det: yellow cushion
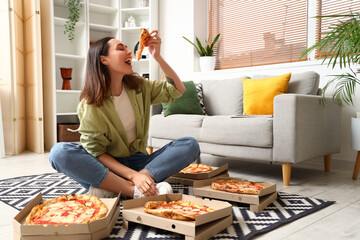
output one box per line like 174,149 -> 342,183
242,73 -> 291,115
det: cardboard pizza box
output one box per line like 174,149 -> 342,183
171,163 -> 228,180
13,193 -> 121,240
122,193 -> 232,239
166,172 -> 230,187
193,177 -> 277,207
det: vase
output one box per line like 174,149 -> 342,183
60,68 -> 72,90
199,56 -> 216,72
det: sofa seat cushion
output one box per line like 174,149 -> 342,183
198,115 -> 273,147
150,114 -> 206,140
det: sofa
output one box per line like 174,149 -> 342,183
148,71 -> 342,185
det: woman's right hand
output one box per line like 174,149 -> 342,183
132,172 -> 158,196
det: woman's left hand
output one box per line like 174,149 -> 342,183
146,30 -> 161,60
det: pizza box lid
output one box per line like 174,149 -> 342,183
166,172 -> 229,187
171,163 -> 228,179
13,192 -> 121,238
193,177 -> 276,205
122,193 -> 232,237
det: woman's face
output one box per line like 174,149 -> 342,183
102,38 -> 133,75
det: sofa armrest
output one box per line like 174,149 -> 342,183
273,94 -> 341,163
151,104 -> 163,116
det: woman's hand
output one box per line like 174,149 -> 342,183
146,30 -> 161,60
131,172 -> 158,196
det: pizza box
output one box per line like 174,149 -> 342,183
122,193 -> 232,239
193,177 -> 277,208
166,173 -> 230,187
171,163 -> 228,180
13,193 -> 121,240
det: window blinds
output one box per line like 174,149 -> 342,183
208,0 -> 308,70
316,0 -> 360,58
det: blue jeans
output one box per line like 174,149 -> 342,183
49,137 -> 200,190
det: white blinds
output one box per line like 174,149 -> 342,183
209,0 -> 308,69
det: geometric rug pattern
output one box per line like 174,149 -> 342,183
0,173 -> 335,240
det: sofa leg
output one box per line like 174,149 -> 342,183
324,154 -> 332,172
282,163 -> 292,186
147,147 -> 153,154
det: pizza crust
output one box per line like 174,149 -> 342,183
144,200 -> 214,221
211,180 -> 265,195
26,194 -> 108,225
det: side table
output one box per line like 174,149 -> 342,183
351,117 -> 360,179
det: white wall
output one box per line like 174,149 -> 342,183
158,1 -> 359,162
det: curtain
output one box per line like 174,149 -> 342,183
0,0 -> 44,155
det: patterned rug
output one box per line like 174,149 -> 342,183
0,173 -> 335,240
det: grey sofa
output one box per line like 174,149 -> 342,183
148,71 -> 342,185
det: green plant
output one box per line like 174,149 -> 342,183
300,13 -> 360,106
64,0 -> 82,42
183,34 -> 220,56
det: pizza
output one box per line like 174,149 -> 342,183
179,164 -> 212,174
26,194 -> 108,225
144,200 -> 214,221
136,28 -> 151,60
211,179 -> 266,195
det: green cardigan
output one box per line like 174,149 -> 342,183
77,80 -> 182,157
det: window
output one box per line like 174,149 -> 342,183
315,0 -> 360,58
209,0 -> 308,70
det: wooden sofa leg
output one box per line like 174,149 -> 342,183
282,163 -> 292,186
353,151 -> 360,180
147,147 -> 153,154
324,154 -> 332,172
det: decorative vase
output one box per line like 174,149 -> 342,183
60,68 -> 72,90
199,56 -> 216,72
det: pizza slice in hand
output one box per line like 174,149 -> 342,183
136,28 -> 151,60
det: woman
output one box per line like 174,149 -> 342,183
49,30 -> 200,198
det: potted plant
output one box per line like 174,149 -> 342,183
64,0 -> 82,42
183,34 -> 220,72
300,13 -> 360,179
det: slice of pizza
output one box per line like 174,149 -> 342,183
144,200 -> 214,221
211,179 -> 266,195
179,164 -> 212,174
136,28 -> 151,61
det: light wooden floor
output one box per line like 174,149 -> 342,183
0,151 -> 359,240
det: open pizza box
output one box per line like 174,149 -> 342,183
13,193 -> 121,240
193,177 -> 277,212
166,164 -> 229,187
122,193 -> 233,240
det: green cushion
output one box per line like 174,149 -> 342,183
162,81 -> 204,117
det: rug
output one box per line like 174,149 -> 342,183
0,173 -> 335,240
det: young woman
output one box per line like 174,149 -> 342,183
49,30 -> 200,198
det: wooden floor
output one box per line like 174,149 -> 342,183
1,151 -> 359,240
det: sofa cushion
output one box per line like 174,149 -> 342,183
242,73 -> 291,115
201,77 -> 249,115
253,71 -> 320,95
150,114 -> 206,140
198,115 -> 273,147
161,81 -> 204,117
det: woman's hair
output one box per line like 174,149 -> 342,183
80,37 -> 143,106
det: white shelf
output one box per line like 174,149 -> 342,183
54,17 -> 85,27
56,112 -> 78,116
54,0 -> 85,8
55,53 -> 86,60
89,23 -> 118,32
56,90 -> 81,94
89,3 -> 118,14
121,7 -> 149,15
121,27 -> 149,31
132,58 -> 150,63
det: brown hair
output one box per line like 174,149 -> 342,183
80,37 -> 143,106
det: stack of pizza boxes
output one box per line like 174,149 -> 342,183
13,193 -> 121,240
166,163 -> 230,187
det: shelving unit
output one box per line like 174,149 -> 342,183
42,0 -> 158,147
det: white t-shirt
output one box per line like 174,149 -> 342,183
112,87 -> 137,145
